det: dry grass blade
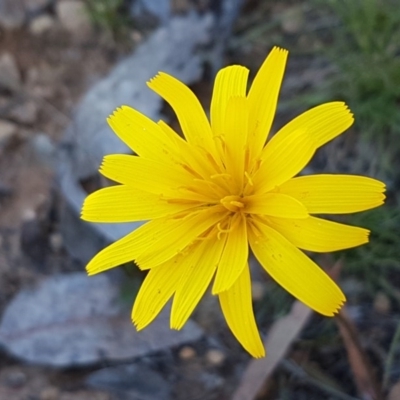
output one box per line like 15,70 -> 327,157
232,300 -> 312,400
335,307 -> 382,400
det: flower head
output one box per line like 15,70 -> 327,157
81,47 -> 385,357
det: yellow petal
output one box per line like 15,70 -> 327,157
147,72 -> 217,156
266,216 -> 370,252
210,65 -> 249,137
248,220 -> 345,316
278,175 -> 386,214
85,219 -> 168,275
247,47 -> 288,161
271,102 -> 354,150
132,255 -> 188,330
212,213 -> 248,294
157,120 -> 217,180
107,106 -> 175,161
219,266 -> 265,358
252,127 -> 316,194
171,234 -> 226,329
81,185 -> 197,222
224,96 -> 248,190
135,207 -> 227,269
100,154 -> 195,195
245,193 -> 308,218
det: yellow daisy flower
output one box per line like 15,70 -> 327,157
81,46 -> 385,358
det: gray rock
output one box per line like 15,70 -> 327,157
56,0 -> 92,38
0,119 -> 18,145
63,13 -> 212,182
86,364 -> 171,400
59,194 -> 115,263
29,14 -> 55,35
0,53 -> 21,92
0,272 -> 203,367
57,13 -> 213,262
57,1 -> 244,264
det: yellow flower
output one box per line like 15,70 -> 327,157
81,47 -> 385,358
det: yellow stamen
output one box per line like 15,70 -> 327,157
217,222 -> 231,240
221,195 -> 245,212
211,173 -> 231,180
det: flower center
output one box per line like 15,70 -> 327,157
220,195 -> 244,212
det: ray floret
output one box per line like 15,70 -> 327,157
81,46 -> 386,358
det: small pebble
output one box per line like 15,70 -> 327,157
56,0 -> 92,38
205,349 -> 225,366
279,5 -> 305,34
374,292 -> 391,315
49,232 -> 63,252
0,120 -> 18,146
0,53 -> 21,91
29,14 -> 55,35
4,369 -> 27,388
179,345 -> 196,360
22,208 -> 37,221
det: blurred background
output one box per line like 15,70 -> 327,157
0,0 -> 399,399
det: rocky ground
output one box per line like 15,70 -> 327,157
0,1 -> 399,399
0,1 -> 259,399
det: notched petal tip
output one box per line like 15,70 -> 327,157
364,229 -> 371,243
86,258 -> 101,276
108,106 -> 122,118
133,322 -> 146,332
98,160 -> 107,174
330,299 -> 346,317
319,293 -> 346,317
107,105 -> 137,123
170,322 -> 184,331
272,45 -> 289,55
80,200 -> 90,221
146,71 -> 165,87
254,350 -> 266,359
132,307 -> 154,331
134,260 -> 148,271
212,282 -> 232,295
85,266 -> 98,277
80,195 -> 104,222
